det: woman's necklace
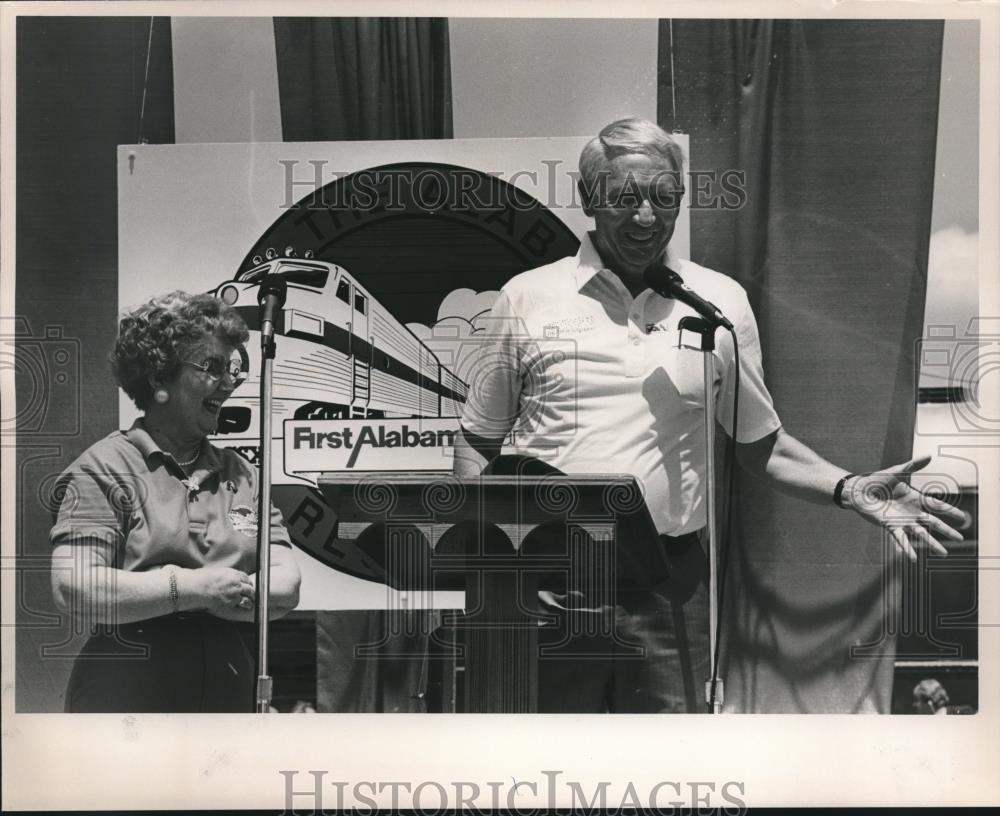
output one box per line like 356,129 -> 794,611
175,449 -> 200,467
176,448 -> 202,492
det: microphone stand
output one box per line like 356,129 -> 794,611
678,315 -> 724,713
254,274 -> 287,713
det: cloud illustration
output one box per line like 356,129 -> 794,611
437,288 -> 499,323
404,289 -> 502,381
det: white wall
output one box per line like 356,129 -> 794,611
449,18 -> 659,138
171,17 -> 283,143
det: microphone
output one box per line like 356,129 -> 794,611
258,274 -> 288,351
643,263 -> 733,330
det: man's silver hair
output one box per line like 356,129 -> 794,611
578,117 -> 685,196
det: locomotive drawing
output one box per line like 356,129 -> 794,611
210,250 -> 468,436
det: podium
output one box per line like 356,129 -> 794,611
317,472 -> 666,712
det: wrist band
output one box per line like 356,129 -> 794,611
834,474 -> 856,508
168,570 -> 179,612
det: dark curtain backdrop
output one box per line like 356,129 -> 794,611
660,20 -> 943,711
16,17 -> 175,711
273,17 -> 455,712
274,17 -> 453,141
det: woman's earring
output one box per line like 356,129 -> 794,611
153,388 -> 170,404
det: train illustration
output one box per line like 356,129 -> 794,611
209,249 -> 468,436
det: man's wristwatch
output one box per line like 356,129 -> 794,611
834,473 -> 858,508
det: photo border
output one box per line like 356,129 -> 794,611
2,0 -> 997,810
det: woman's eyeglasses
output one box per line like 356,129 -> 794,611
180,356 -> 246,384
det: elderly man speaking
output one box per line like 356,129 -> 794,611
453,117 -> 963,713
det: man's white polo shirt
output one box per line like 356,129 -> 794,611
460,233 -> 782,536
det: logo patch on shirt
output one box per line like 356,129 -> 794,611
646,323 -> 669,333
229,505 -> 258,537
542,315 -> 595,338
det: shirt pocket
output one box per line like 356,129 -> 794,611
648,335 -> 710,409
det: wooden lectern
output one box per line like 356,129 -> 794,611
317,472 -> 665,712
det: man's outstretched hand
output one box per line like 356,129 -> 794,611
842,456 -> 966,561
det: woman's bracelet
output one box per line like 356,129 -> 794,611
167,569 -> 179,612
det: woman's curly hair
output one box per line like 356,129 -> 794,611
111,291 -> 250,409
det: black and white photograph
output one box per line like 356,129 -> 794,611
2,0 -> 998,810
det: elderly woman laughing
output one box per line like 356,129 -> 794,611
50,291 -> 301,712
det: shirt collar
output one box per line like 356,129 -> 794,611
572,232 -> 681,291
125,418 -> 222,474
